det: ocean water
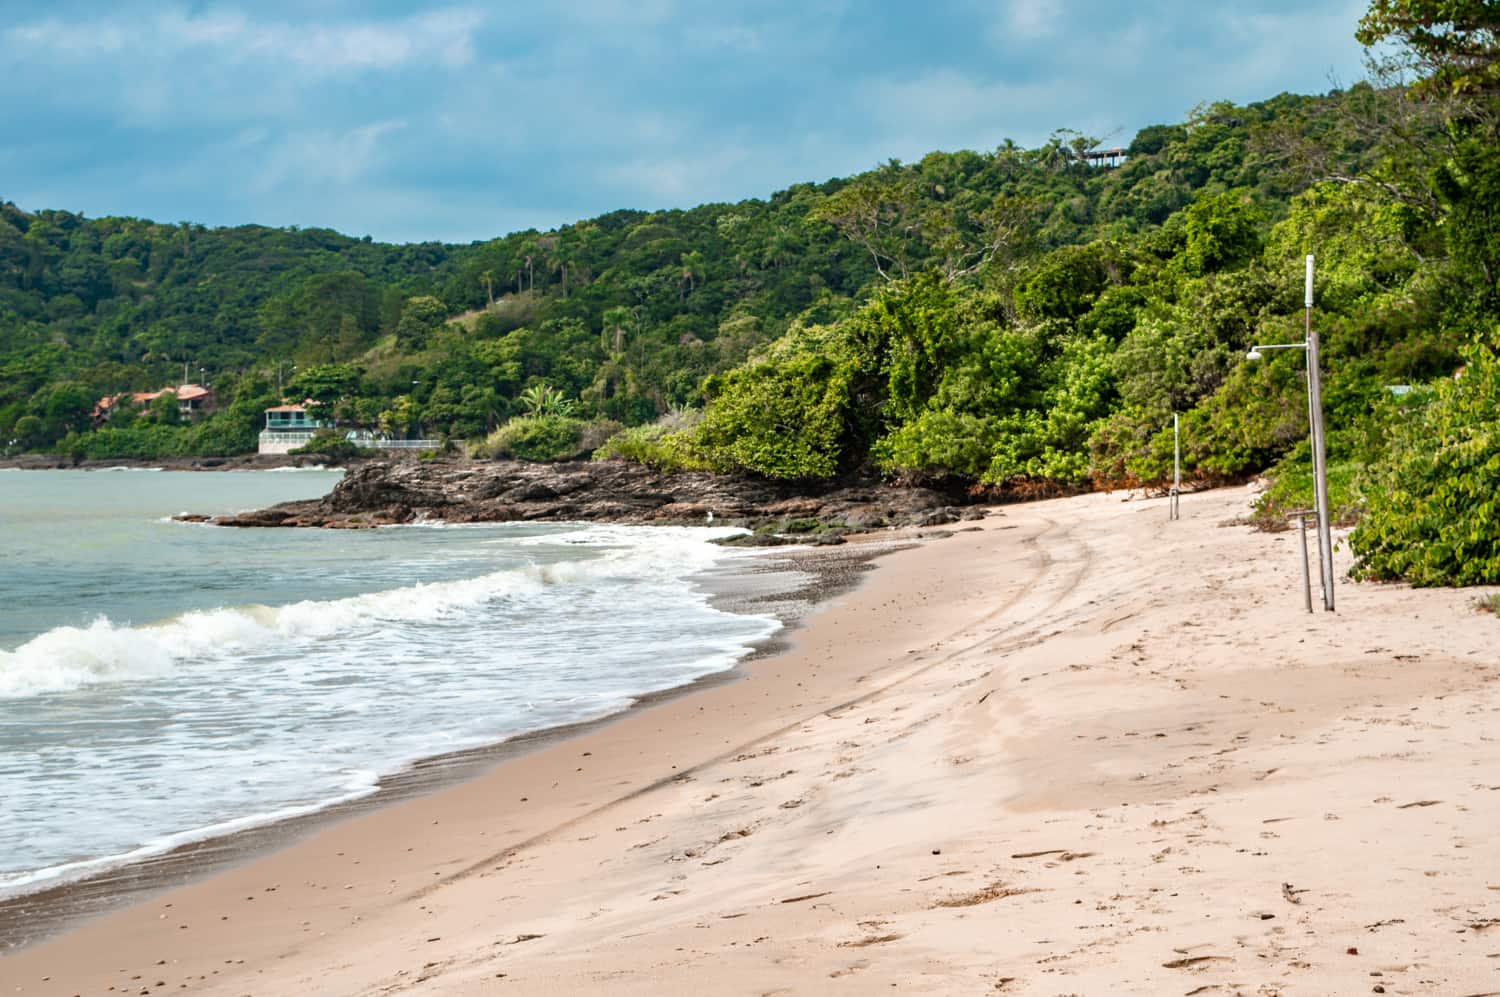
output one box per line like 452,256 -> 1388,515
0,469 -> 778,897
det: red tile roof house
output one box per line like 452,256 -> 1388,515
91,384 -> 217,426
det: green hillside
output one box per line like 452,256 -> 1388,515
2,88 -> 1394,450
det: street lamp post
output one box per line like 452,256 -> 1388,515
1248,255 -> 1335,612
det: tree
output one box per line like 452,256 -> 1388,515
601,306 -> 634,355
12,414 -> 44,448
148,391 -> 182,426
1356,1 -> 1500,98
42,381 -> 96,435
517,382 -> 575,417
287,364 -> 361,424
811,166 -> 923,282
679,250 -> 706,297
396,295 -> 448,351
1176,191 -> 1264,276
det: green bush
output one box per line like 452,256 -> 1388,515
473,415 -> 591,461
875,408 -> 1003,481
1250,453 -> 1362,531
73,424 -> 191,459
289,430 -> 376,460
1350,348 -> 1500,585
594,422 -> 708,471
693,322 -> 873,480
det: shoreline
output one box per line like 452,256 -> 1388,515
0,453 -> 360,472
0,534 -> 901,951
6,485 -> 1500,994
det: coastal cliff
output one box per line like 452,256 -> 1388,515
191,459 -> 984,534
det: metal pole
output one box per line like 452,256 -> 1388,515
1303,336 -> 1324,603
1305,255 -> 1335,612
1172,413 -> 1181,520
1296,511 -> 1313,613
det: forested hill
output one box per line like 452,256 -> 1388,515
4,88 -> 1385,453
6,6 -> 1500,590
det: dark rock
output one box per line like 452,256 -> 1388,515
199,459 -> 986,532
911,507 -> 962,527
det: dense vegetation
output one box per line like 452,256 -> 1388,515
3,0 -> 1496,585
0,88 -> 1400,457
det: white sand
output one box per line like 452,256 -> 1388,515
6,485 -> 1500,995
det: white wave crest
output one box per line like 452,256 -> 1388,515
0,527 -> 742,700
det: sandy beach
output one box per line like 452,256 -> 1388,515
5,484 -> 1500,995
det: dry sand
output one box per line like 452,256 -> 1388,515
5,485 -> 1500,995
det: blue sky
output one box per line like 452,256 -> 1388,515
1,1 -> 1372,244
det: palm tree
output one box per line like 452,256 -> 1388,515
679,250 -> 705,298
517,382 -> 575,417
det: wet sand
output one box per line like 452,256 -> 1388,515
6,485 -> 1500,995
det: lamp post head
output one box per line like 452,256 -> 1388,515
1246,349 -> 1263,361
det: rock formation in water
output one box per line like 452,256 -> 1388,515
191,459 -> 984,536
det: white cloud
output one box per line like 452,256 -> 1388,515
685,23 -> 765,53
862,70 -> 1059,148
1003,0 -> 1062,40
248,120 -> 410,194
6,6 -> 485,73
602,145 -> 759,203
552,0 -> 679,28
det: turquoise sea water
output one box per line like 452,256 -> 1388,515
0,469 -> 777,895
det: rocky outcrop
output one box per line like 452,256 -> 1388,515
199,459 -> 985,532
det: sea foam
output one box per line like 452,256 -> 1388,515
0,506 -> 780,903
0,525 -> 749,700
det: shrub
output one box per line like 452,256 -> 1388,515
472,415 -> 591,461
1350,347 -> 1500,585
73,424 -> 190,459
594,423 -> 708,472
577,418 -> 624,454
693,323 -> 873,480
1250,453 -> 1362,531
289,430 -> 376,461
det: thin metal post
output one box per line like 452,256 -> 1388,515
1302,332 -> 1325,603
1171,413 -> 1181,520
1305,256 -> 1335,612
1296,511 -> 1313,613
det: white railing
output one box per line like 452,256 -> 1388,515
258,430 -> 318,455
260,430 -> 447,455
365,439 -> 442,449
